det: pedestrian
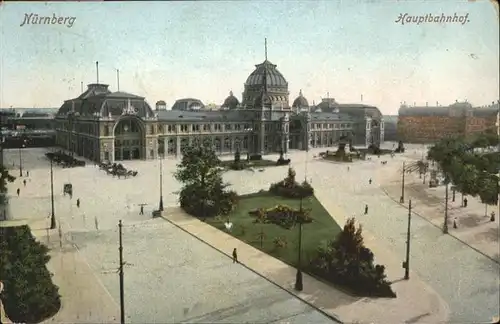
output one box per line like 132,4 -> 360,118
26,170 -> 29,177
76,198 -> 80,208
364,204 -> 368,215
463,197 -> 468,208
16,188 -> 20,196
453,218 -> 458,229
369,178 -> 372,184
140,205 -> 144,215
490,211 -> 495,222
23,179 -> 26,187
232,248 -> 238,263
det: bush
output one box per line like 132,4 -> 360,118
0,225 -> 61,322
179,183 -> 238,218
307,218 -> 396,297
269,167 -> 314,199
229,161 -> 247,170
249,204 -> 313,229
276,158 -> 291,166
249,154 -> 262,161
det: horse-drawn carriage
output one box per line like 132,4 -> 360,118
99,162 -> 138,178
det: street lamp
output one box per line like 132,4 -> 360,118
400,161 -> 406,203
50,158 -> 56,229
158,154 -> 164,212
295,141 -> 310,291
19,140 -> 26,177
443,181 -> 449,234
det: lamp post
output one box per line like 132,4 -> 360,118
295,141 -> 309,292
50,158 -> 56,229
118,220 -> 125,324
158,154 -> 164,211
400,161 -> 406,203
443,181 -> 449,234
19,141 -> 26,177
403,200 -> 412,280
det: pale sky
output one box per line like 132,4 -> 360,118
0,1 -> 498,114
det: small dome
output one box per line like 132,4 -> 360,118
221,91 -> 240,109
292,90 -> 309,108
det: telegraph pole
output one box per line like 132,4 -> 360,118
404,200 -> 412,280
50,158 -> 56,229
118,220 -> 125,324
159,156 -> 164,211
400,161 -> 406,203
443,182 -> 449,234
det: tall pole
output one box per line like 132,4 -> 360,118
443,182 -> 449,233
96,61 -> 99,84
404,200 -> 412,280
116,69 -> 120,92
295,143 -> 308,292
18,146 -> 23,177
50,159 -> 56,229
400,161 -> 405,203
118,220 -> 125,324
159,156 -> 164,211
80,81 -> 83,93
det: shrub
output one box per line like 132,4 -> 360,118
269,167 -> 314,199
307,218 -> 396,297
249,204 -> 312,229
229,161 -> 246,170
276,150 -> 291,166
249,154 -> 263,161
273,236 -> 288,249
0,225 -> 61,322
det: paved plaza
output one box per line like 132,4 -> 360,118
3,148 -> 336,324
3,144 -> 500,323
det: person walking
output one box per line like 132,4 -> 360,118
26,170 -> 29,177
463,197 -> 468,208
369,178 -> 372,185
76,198 -> 80,208
23,179 -> 26,187
16,188 -> 20,196
364,204 -> 368,215
232,248 -> 238,263
140,205 -> 144,215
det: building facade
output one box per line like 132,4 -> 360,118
398,101 -> 500,143
54,54 -> 384,163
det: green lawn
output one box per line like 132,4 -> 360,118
205,192 -> 342,267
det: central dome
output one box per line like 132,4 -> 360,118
245,60 -> 288,87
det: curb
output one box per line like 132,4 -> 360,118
159,215 -> 344,324
380,185 -> 500,265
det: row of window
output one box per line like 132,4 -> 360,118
312,123 -> 352,130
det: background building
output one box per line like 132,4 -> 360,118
0,108 -> 57,148
398,100 -> 500,143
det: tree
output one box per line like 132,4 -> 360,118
307,218 -> 396,297
175,140 -> 237,217
0,165 -> 16,205
0,225 -> 61,323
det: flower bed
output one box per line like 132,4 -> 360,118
249,204 -> 312,229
